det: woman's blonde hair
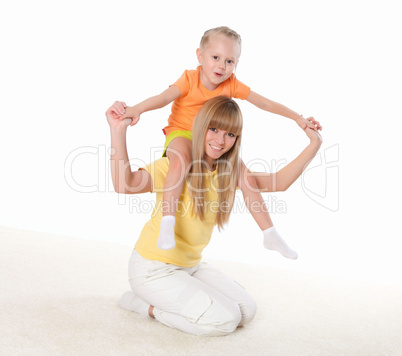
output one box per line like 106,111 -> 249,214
199,26 -> 242,57
188,96 -> 243,230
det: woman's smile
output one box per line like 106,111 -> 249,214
209,144 -> 224,151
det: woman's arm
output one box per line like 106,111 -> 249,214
106,101 -> 152,194
252,120 -> 323,192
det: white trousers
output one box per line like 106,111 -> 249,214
128,250 -> 257,336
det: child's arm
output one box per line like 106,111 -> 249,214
252,118 -> 322,192
246,91 -> 321,131
120,85 -> 181,126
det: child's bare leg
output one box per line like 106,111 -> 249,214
240,160 -> 298,260
158,137 -> 192,250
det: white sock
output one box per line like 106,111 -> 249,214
263,227 -> 298,260
118,291 -> 150,317
157,215 -> 176,250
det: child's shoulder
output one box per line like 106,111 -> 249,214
183,66 -> 201,76
178,65 -> 198,72
178,67 -> 201,83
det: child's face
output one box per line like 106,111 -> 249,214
197,34 -> 240,91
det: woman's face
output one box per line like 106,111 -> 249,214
204,126 -> 237,166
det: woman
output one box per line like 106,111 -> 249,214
106,96 -> 322,336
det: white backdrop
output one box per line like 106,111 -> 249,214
1,0 -> 401,288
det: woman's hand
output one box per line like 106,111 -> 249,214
105,101 -> 132,129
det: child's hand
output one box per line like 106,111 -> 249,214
296,115 -> 322,132
120,106 -> 141,126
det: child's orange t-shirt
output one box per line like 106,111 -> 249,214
163,66 -> 251,136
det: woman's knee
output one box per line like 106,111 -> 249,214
197,299 -> 242,336
239,298 -> 257,326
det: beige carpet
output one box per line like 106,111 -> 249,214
1,226 -> 401,355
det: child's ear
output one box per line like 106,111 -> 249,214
196,48 -> 202,64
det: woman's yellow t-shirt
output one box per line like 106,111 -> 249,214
134,158 -> 219,267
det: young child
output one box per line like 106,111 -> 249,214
119,26 -> 321,258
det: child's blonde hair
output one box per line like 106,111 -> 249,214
188,96 -> 243,230
200,26 -> 242,57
